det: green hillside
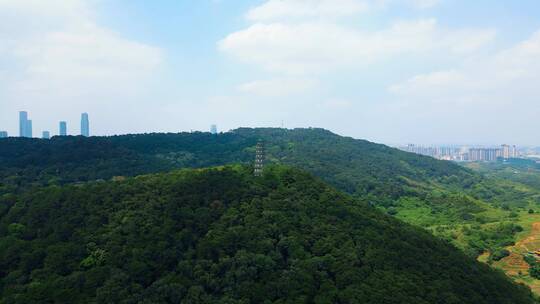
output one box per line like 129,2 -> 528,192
0,166 -> 535,303
465,159 -> 540,194
0,128 -> 532,256
0,128 -> 474,197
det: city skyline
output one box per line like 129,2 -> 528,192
1,110 -> 539,148
399,143 -> 534,162
1,1 -> 539,144
3,111 -> 91,138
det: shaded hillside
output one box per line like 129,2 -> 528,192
0,128 -> 529,255
0,128 -> 478,198
0,166 -> 535,303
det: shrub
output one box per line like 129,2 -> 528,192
491,249 -> 510,261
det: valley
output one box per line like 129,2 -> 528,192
464,160 -> 540,294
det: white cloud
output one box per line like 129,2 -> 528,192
216,0 -> 540,144
319,98 -> 352,109
237,78 -> 318,96
0,0 -> 89,20
219,19 -> 495,74
389,70 -> 467,95
246,0 -> 370,21
10,25 -> 162,95
245,0 -> 441,22
390,30 -> 540,102
382,30 -> 540,144
408,0 -> 440,9
0,0 -> 163,136
220,0 -> 492,75
0,0 -> 162,95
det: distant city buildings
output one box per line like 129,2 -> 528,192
210,124 -> 218,135
27,119 -> 33,138
19,111 -> 27,137
403,144 -> 466,161
401,144 -> 522,162
469,148 -> 500,162
4,112 -> 93,138
59,121 -> 67,136
19,111 -> 33,138
502,144 -> 510,159
81,113 -> 90,137
501,144 -> 518,159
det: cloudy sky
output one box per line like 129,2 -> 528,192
1,0 -> 539,145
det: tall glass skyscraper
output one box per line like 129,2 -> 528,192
42,131 -> 50,139
81,113 -> 89,137
19,111 -> 33,138
26,120 -> 33,138
59,121 -> 67,136
19,111 -> 28,137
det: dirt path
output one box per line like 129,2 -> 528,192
494,222 -> 540,295
516,223 -> 540,252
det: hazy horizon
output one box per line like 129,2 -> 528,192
1,0 -> 540,145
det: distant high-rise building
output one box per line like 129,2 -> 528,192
19,111 -> 28,137
487,148 -> 499,161
502,144 -> 510,159
500,144 -> 518,159
81,113 -> 89,137
469,148 -> 500,162
0,131 -> 7,138
210,124 -> 217,135
59,121 -> 67,136
26,120 -> 33,138
42,131 -> 50,139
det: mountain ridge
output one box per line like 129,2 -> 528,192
0,165 -> 535,303
0,128 -> 531,257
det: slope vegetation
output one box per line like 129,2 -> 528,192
0,128 -> 478,200
0,166 -> 535,303
0,129 -> 530,254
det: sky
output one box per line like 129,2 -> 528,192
1,0 -> 539,145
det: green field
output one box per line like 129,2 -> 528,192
463,160 -> 540,294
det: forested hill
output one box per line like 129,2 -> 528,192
0,166 -> 535,303
0,128 -> 477,198
3,128 -> 523,236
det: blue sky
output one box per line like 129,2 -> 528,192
1,0 -> 540,145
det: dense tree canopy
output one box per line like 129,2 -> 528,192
0,128 -> 475,197
0,166 -> 535,303
1,128 -> 534,257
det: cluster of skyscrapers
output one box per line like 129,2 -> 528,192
1,116 -> 219,139
0,111 -> 90,139
401,144 -> 520,162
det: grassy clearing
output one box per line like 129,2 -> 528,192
483,209 -> 540,295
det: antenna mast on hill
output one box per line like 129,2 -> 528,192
254,141 -> 265,177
